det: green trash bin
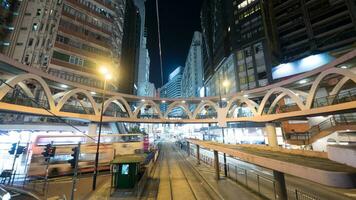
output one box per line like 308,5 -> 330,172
111,154 -> 146,189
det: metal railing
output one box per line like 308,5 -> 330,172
104,109 -> 129,118
286,113 -> 356,141
2,94 -> 49,109
196,113 -> 218,119
1,93 -> 97,115
185,145 -> 320,200
60,104 -> 95,114
313,89 -> 356,108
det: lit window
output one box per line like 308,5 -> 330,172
32,23 -> 38,31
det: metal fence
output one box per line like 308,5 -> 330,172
187,145 -> 320,200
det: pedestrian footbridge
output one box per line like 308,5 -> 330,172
0,50 -> 356,126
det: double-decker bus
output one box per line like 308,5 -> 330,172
27,134 -> 144,177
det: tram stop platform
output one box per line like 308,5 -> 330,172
187,139 -> 356,189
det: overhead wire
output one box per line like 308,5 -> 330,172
155,0 -> 164,86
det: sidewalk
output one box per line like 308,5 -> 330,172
23,174 -> 110,200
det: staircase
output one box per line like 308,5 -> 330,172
285,114 -> 356,145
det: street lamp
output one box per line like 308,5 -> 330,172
218,75 -> 229,177
92,66 -> 112,191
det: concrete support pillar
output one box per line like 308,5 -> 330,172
187,141 -> 190,156
266,123 -> 278,147
88,123 -> 98,135
196,145 -> 200,165
273,170 -> 288,200
214,150 -> 220,180
223,153 -> 227,177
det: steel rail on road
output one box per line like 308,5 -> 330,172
173,144 -> 224,200
167,144 -> 198,200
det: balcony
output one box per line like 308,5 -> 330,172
54,42 -> 111,63
61,10 -> 112,36
50,59 -> 95,75
58,26 -> 111,49
94,0 -> 115,11
64,0 -> 113,23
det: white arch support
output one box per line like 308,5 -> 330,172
103,96 -> 133,117
0,74 -> 56,111
56,88 -> 100,115
306,68 -> 356,108
225,95 -> 258,117
257,87 -> 306,115
164,101 -> 193,119
330,77 -> 351,96
17,82 -> 35,99
192,100 -> 219,119
133,100 -> 163,119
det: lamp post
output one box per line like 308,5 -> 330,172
92,67 -> 112,191
218,76 -> 229,177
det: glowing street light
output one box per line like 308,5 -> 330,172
104,73 -> 112,80
99,66 -> 109,75
222,79 -> 230,88
299,79 -> 307,84
93,66 -> 112,191
217,76 -> 229,178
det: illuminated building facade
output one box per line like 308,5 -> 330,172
201,0 -> 356,96
0,0 -> 143,93
182,31 -> 203,98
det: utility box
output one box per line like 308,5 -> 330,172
111,154 -> 146,189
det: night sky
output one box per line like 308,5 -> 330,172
146,0 -> 204,88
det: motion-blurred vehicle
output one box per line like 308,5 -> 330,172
27,134 -> 144,177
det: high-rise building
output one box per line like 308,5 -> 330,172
120,0 -> 142,94
268,0 -> 356,63
137,32 -> 154,97
140,81 -> 156,97
201,0 -> 356,96
200,0 -> 232,83
0,0 -> 143,94
229,0 -> 276,91
159,66 -> 183,116
0,0 -> 21,52
182,31 -> 203,98
160,66 -> 183,99
201,0 -> 269,96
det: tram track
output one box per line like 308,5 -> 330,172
173,144 -> 224,200
141,142 -> 225,200
140,146 -> 163,200
166,144 -> 198,200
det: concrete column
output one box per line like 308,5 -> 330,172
187,141 -> 190,156
273,170 -> 288,200
223,153 -> 227,177
196,145 -> 200,165
88,123 -> 98,135
214,150 -> 220,180
266,123 -> 278,147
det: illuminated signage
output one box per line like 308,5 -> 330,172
272,53 -> 335,79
